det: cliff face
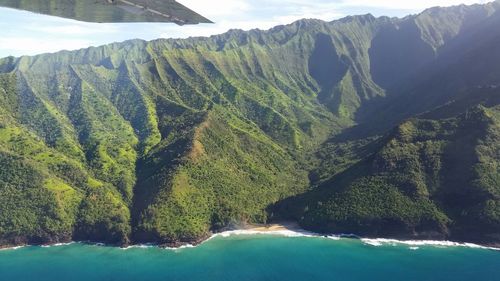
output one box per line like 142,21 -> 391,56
0,1 -> 499,246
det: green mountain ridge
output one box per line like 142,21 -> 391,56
278,91 -> 500,244
0,1 -> 499,246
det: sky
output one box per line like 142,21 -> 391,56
0,0 -> 492,58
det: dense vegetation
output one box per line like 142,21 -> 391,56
278,99 -> 500,244
0,1 -> 499,246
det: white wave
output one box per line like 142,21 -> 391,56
120,243 -> 157,250
41,242 -> 75,248
362,239 -> 384,247
212,228 -> 319,239
0,245 -> 26,251
326,235 -> 341,240
1,229 -> 496,252
119,242 -> 197,251
178,244 -> 195,249
360,238 -> 500,251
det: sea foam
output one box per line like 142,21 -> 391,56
210,228 -> 341,241
212,229 -> 499,251
0,230 -> 497,251
41,242 -> 75,248
0,245 -> 26,251
360,238 -> 500,251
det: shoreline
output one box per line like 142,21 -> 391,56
211,223 -> 500,251
1,223 -> 499,251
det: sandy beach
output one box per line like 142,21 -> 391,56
242,222 -> 302,232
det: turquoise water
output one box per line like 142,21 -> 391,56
0,235 -> 499,281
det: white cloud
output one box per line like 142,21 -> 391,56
0,37 -> 92,56
27,23 -> 119,36
177,0 -> 251,17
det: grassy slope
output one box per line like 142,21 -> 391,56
0,2 -> 499,245
0,19 -> 348,244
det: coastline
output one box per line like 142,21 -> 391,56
1,223 -> 499,251
211,223 -> 500,251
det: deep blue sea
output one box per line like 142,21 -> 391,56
0,234 -> 499,281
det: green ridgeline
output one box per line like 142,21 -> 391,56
279,96 -> 500,244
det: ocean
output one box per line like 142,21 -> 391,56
0,232 -> 498,281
